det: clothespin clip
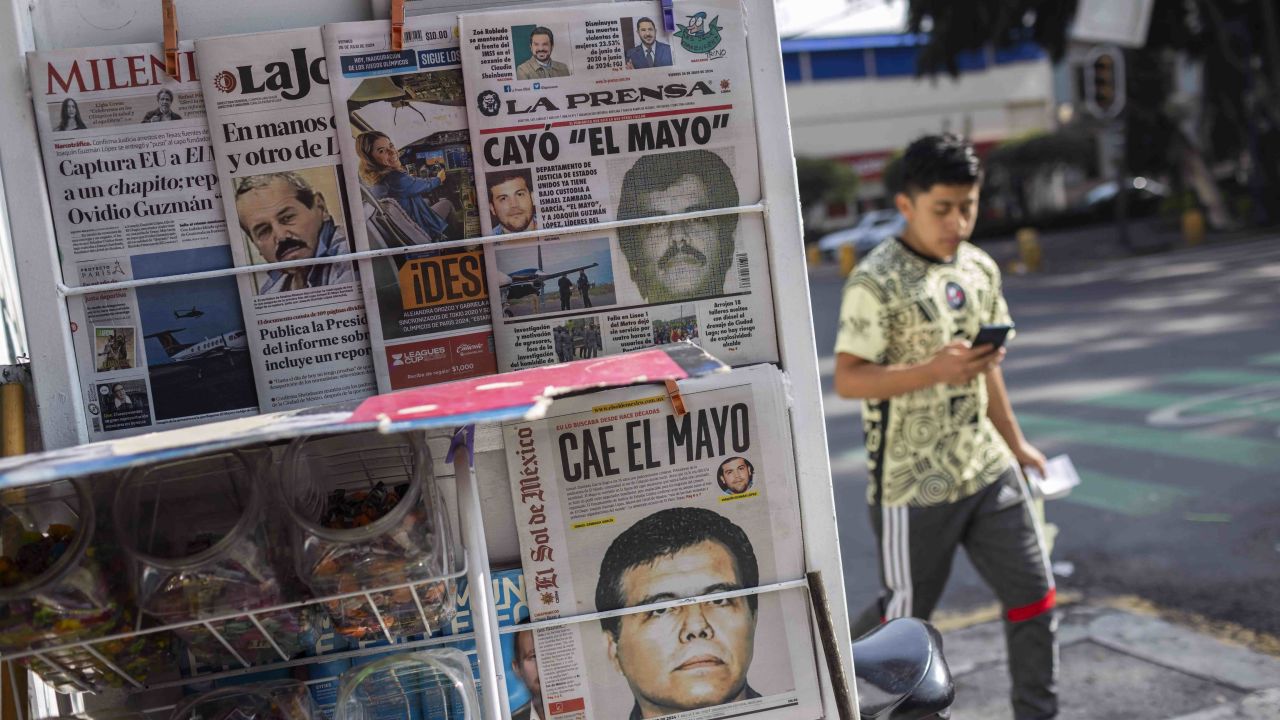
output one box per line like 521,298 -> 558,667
447,424 -> 476,466
661,0 -> 676,32
664,379 -> 687,417
390,0 -> 406,51
162,0 -> 180,78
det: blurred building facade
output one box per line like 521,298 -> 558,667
782,32 -> 1055,232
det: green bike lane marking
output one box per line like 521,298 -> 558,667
1016,413 -> 1280,470
1061,469 -> 1195,517
1071,390 -> 1280,423
1166,369 -> 1280,386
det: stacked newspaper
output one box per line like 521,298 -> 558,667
28,43 -> 260,439
459,0 -> 779,371
196,28 -> 377,411
503,364 -> 821,720
323,15 -> 498,393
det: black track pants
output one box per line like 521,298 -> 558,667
851,466 -> 1059,720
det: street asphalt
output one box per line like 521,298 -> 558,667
812,222 -> 1280,718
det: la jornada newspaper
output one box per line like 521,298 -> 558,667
197,28 -> 378,411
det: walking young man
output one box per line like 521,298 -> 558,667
834,134 -> 1057,719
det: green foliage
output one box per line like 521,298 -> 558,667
986,128 -> 1096,174
907,0 -> 1080,76
794,156 -> 860,213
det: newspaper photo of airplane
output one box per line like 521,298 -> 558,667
143,327 -> 249,378
173,306 -> 204,318
496,244 -> 598,316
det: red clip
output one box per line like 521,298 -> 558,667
162,0 -> 180,78
665,379 -> 687,417
390,0 -> 405,51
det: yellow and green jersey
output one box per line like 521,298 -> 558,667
835,238 -> 1014,507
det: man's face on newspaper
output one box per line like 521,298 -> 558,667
631,174 -> 729,301
720,458 -> 752,494
237,178 -> 324,264
607,540 -> 755,716
513,630 -> 541,702
638,19 -> 657,46
531,32 -> 553,63
490,176 -> 535,232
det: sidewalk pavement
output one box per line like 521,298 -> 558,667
974,217 -> 1277,275
936,599 -> 1280,719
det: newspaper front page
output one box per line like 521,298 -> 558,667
503,365 -> 821,720
323,15 -> 499,393
28,43 -> 260,439
459,1 -> 779,372
196,28 -> 378,411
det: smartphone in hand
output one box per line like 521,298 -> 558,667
972,323 -> 1014,351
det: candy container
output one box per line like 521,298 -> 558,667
336,649 -> 478,720
0,478 -> 168,691
169,679 -> 318,720
0,479 -> 121,653
114,452 -> 317,668
280,432 -> 457,643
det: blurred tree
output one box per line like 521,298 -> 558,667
794,156 -> 860,240
906,0 -> 1280,227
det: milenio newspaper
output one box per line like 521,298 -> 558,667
28,42 -> 259,439
323,14 -> 499,393
196,28 -> 377,411
503,364 -> 822,720
459,0 -> 779,372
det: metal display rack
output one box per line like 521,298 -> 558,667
0,0 -> 856,717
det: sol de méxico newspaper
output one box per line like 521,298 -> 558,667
503,364 -> 822,720
323,14 -> 499,393
28,42 -> 259,440
459,0 -> 779,372
196,28 -> 378,411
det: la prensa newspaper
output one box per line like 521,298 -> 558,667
196,28 -> 377,411
504,365 -> 821,720
28,42 -> 259,439
323,14 -> 499,393
459,0 -> 779,373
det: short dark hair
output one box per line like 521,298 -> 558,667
156,88 -> 174,102
487,168 -> 533,199
234,173 -> 320,234
900,133 -> 983,196
530,26 -> 554,46
595,507 -> 758,639
636,17 -> 656,30
616,150 -> 739,280
716,456 -> 754,494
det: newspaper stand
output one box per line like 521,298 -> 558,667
0,0 -> 855,717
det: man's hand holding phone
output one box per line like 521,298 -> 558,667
930,341 -> 1004,386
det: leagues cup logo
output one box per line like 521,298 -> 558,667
213,70 -> 237,93
674,12 -> 724,53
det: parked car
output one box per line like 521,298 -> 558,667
817,209 -> 906,259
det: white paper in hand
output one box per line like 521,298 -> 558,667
1026,455 -> 1081,500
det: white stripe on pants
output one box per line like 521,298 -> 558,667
882,505 -> 913,619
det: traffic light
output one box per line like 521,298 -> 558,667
1093,54 -> 1115,110
1084,46 -> 1125,119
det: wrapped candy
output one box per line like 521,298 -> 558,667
280,432 -> 457,642
114,452 -> 317,667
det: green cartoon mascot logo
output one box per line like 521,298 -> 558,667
674,12 -> 724,54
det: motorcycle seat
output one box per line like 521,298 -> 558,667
852,618 -> 955,720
